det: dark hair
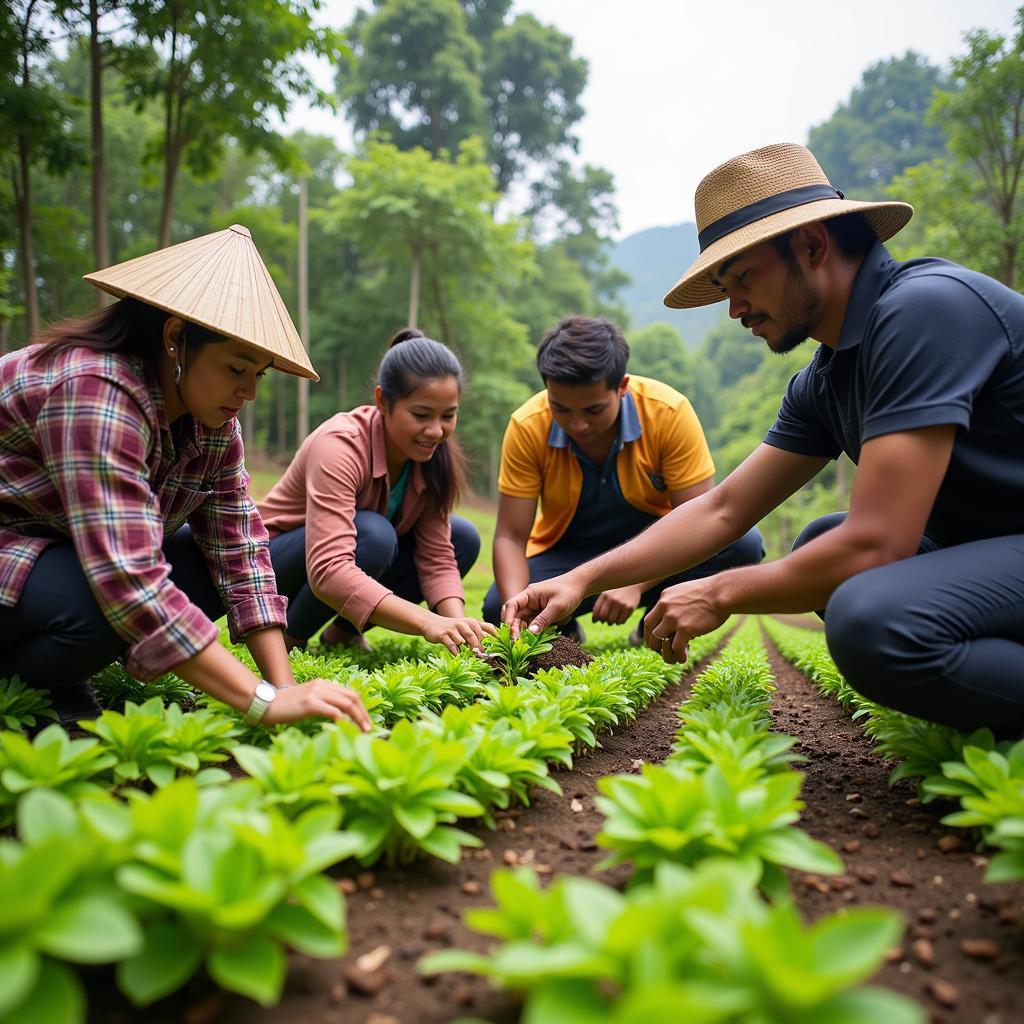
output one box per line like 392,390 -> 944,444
771,211 -> 878,265
376,327 -> 468,514
536,316 -> 629,390
30,296 -> 225,365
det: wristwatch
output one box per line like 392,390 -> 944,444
242,680 -> 278,726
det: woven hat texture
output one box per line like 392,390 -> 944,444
85,224 -> 317,380
664,143 -> 913,309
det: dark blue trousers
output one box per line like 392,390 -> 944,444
0,527 -> 226,716
794,512 -> 1024,736
482,526 -> 765,628
269,511 -> 481,641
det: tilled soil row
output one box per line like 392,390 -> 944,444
765,636 -> 1024,1024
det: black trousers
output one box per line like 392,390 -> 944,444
0,527 -> 225,709
795,512 -> 1024,736
269,511 -> 481,641
481,526 -> 766,627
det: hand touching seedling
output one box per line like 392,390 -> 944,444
480,624 -> 558,685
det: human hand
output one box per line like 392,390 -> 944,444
642,578 -> 728,665
422,614 -> 496,655
262,679 -> 372,731
591,583 -> 643,625
501,574 -> 586,638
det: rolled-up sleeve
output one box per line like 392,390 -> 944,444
35,376 -> 218,680
413,508 -> 463,610
303,430 -> 391,630
187,426 -> 287,642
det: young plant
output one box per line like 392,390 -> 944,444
421,860 -> 923,1024
0,789 -> 143,1024
481,623 -> 558,684
366,659 -> 429,724
0,725 -> 116,826
115,778 -> 359,1007
326,719 -> 485,866
0,676 -> 59,732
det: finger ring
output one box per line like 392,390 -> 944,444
654,633 -> 672,643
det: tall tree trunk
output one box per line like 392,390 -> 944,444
407,247 -> 421,327
0,321 -> 10,355
157,12 -> 182,248
14,142 -> 39,337
296,176 -> 310,440
276,375 -> 287,457
430,262 -> 451,347
89,0 -> 111,291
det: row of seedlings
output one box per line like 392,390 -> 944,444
423,618 -> 926,1023
763,617 -> 1024,886
0,623 -> 730,1020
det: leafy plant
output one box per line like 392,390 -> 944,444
115,778 -> 359,1007
0,789 -> 143,1024
326,720 -> 485,866
481,623 -> 558,684
366,659 -> 429,725
0,725 -> 116,826
421,860 -> 923,1024
0,677 -> 59,732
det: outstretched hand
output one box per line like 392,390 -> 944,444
642,577 -> 728,664
500,575 -> 586,638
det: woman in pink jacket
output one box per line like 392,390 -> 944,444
260,330 -> 490,655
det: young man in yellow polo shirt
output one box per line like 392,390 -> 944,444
483,315 -> 764,641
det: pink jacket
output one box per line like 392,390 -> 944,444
259,405 -> 463,629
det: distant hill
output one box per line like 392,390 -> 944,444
610,222 -> 725,348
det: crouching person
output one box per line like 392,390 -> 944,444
259,329 -> 491,656
0,226 -> 370,731
484,316 -> 764,643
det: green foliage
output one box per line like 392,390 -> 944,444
91,661 -> 197,713
421,860 -> 923,1024
0,726 -> 116,826
326,720 -> 485,866
480,622 -> 558,684
115,778 -> 356,1006
80,698 -> 238,788
0,790 -> 143,1024
808,51 -> 950,197
0,677 -> 58,732
924,740 -> 1024,882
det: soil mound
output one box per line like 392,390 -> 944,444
531,634 -> 593,673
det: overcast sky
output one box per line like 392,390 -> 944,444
296,0 -> 1020,239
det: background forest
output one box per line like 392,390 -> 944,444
1,0 -> 1022,555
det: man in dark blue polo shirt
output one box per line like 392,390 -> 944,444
501,142 -> 1024,736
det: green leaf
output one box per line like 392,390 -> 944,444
394,801 -> 436,840
117,920 -> 203,1007
0,942 -> 40,1016
418,948 -> 493,976
817,986 -> 927,1024
266,902 -> 345,958
810,909 -> 904,986
4,959 -> 84,1024
418,825 -> 481,863
207,934 -> 286,1005
755,828 -> 843,874
17,790 -> 77,845
34,896 -> 142,963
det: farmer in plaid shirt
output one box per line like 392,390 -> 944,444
0,226 -> 369,733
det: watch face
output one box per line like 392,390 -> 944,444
254,681 -> 277,702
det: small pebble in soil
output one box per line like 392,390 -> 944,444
423,921 -> 450,941
854,866 -> 878,884
329,982 -> 347,1004
885,946 -> 904,963
344,966 -> 387,997
356,945 -> 392,973
862,822 -> 880,838
937,834 -> 963,853
535,863 -> 554,874
912,938 -> 936,967
370,888 -> 385,900
918,907 -> 938,923
357,871 -> 376,890
960,938 -> 1000,960
502,849 -> 519,866
461,880 -> 482,895
570,798 -> 584,812
842,840 -> 862,853
338,878 -> 358,895
928,978 -> 960,1007
845,792 -> 862,803
889,870 -> 914,888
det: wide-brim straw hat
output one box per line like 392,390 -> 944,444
663,143 -> 914,309
84,224 -> 318,380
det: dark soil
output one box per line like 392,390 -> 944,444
530,633 -> 593,672
85,627 -> 1024,1024
765,636 -> 1024,1024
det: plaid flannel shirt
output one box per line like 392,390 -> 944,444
0,344 -> 286,680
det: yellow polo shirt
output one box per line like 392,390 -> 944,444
498,376 -> 715,557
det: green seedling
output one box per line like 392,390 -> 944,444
481,623 -> 558,684
0,677 -> 59,732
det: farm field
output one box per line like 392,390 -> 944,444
1,504 -> 1022,1024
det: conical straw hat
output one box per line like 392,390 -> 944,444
84,224 -> 318,380
663,143 -> 914,309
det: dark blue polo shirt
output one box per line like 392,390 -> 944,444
549,391 -> 659,548
765,241 -> 1024,547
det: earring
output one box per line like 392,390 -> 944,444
173,357 -> 182,386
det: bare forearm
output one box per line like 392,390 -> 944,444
245,627 -> 296,687
707,525 -> 894,616
434,597 -> 465,617
367,593 -> 431,635
493,535 -> 530,602
573,492 -> 741,595
173,640 -> 262,712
